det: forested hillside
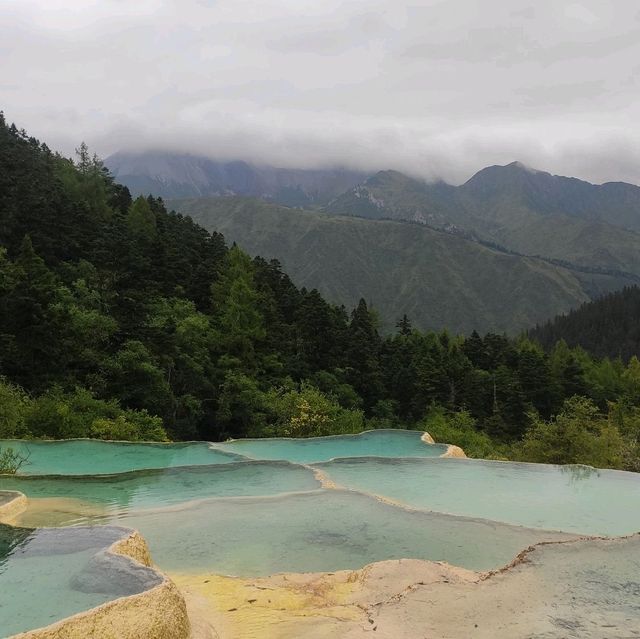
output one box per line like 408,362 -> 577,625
1,115 -> 640,471
328,164 -> 640,278
172,196 -> 630,334
530,287 -> 640,361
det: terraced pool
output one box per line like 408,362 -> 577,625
212,429 -> 448,463
1,439 -> 243,475
1,430 -> 639,637
315,457 -> 640,536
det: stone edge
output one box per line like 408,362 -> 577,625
0,491 -> 191,639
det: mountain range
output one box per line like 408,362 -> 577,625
111,151 -> 640,333
172,196 -> 634,334
106,151 -> 366,206
327,163 -> 640,277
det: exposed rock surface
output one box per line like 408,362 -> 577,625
175,534 -> 640,639
0,509 -> 191,639
0,490 -> 27,522
420,432 -> 435,445
442,444 -> 467,458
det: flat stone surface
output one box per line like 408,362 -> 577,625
177,535 -> 640,639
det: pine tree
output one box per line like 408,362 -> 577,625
345,299 -> 383,410
396,314 -> 412,336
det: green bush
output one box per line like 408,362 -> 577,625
0,377 -> 30,438
23,387 -> 168,441
90,412 -> 167,442
419,406 -> 500,459
515,396 -> 624,469
609,401 -> 640,472
263,382 -> 364,437
24,387 -> 119,438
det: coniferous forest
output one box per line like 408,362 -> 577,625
529,286 -> 640,361
1,114 -> 640,471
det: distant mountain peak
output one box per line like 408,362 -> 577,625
507,160 -> 536,171
463,161 -> 544,187
105,150 -> 368,205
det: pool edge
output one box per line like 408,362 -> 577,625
1,492 -> 191,639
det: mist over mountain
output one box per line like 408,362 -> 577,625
106,151 -> 367,207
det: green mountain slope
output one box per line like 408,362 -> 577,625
327,165 -> 640,276
171,197 -> 632,334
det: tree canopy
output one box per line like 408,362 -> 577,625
1,114 -> 640,470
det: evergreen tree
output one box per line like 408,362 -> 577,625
345,299 -> 383,410
0,114 -> 639,470
212,246 -> 266,373
396,314 -> 412,336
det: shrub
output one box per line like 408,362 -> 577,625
0,377 -> 30,438
515,396 -> 624,469
264,382 -> 364,437
419,406 -> 500,459
0,446 -> 30,474
23,387 -> 168,441
90,412 -> 167,442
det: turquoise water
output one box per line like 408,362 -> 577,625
213,429 -> 447,463
0,525 -> 161,637
1,432 -> 640,634
315,457 -> 640,536
0,462 -> 320,522
14,490 -> 572,576
0,430 -> 444,476
0,439 -> 243,475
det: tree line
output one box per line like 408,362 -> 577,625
1,114 -> 639,470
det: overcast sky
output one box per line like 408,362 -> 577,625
2,0 -> 640,184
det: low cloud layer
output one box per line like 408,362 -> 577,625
2,0 -> 640,184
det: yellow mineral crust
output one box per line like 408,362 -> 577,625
0,490 -> 27,522
311,467 -> 342,489
420,431 -> 435,444
175,534 -> 640,639
110,528 -> 155,568
0,495 -> 108,527
421,431 -> 467,457
172,559 -> 478,639
442,444 -> 467,458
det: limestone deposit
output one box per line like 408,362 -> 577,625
0,490 -> 27,522
0,493 -> 190,639
175,534 -> 640,639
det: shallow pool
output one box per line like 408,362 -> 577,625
213,429 -> 447,463
9,490 -> 572,576
0,525 -> 161,637
0,439 -> 243,475
0,461 -> 320,523
314,457 -> 640,536
1,431 -> 639,636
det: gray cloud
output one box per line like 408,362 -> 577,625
1,0 -> 639,185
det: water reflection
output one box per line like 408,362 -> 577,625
559,464 -> 600,483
